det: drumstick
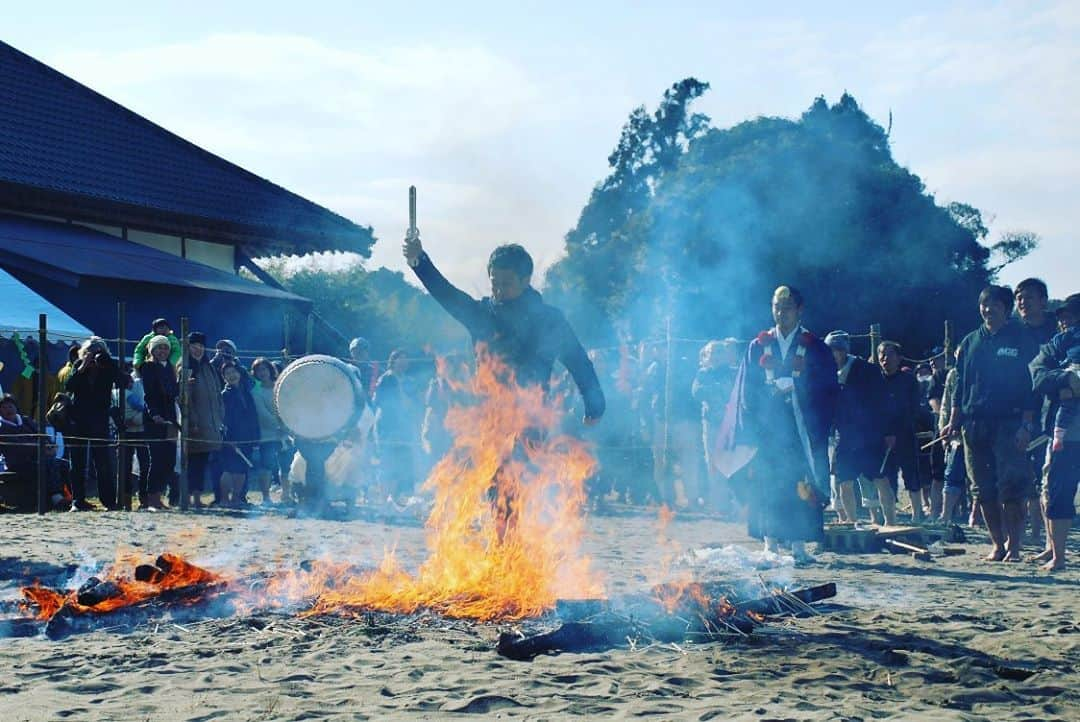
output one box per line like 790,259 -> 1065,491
1026,434 -> 1049,453
920,433 -> 949,451
408,185 -> 417,234
230,443 -> 255,468
879,447 -> 892,476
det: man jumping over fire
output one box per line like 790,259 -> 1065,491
402,232 -> 604,422
402,226 -> 605,532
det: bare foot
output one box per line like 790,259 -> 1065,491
1001,552 -> 1022,563
984,547 -> 1006,562
1026,549 -> 1052,563
1039,559 -> 1065,572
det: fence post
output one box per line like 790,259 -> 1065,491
179,317 -> 190,511
868,323 -> 881,362
117,301 -> 130,510
661,315 -> 673,499
36,314 -> 47,515
282,313 -> 291,362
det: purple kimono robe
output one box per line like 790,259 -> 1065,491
719,327 -> 838,542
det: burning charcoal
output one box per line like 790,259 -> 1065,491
77,576 -> 102,594
134,564 -> 166,584
76,579 -> 123,607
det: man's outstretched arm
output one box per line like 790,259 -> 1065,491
403,230 -> 485,335
554,313 -> 605,423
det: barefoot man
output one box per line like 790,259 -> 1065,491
943,285 -> 1040,562
402,211 -> 605,533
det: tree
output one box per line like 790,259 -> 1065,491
545,78 -> 711,344
253,258 -> 468,361
988,231 -> 1040,276
546,88 -> 1000,356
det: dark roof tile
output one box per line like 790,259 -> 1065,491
0,40 -> 374,256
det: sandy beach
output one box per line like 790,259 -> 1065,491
0,505 -> 1077,722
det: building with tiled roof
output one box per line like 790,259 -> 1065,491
0,39 -> 370,363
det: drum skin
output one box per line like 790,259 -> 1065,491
274,355 -> 365,442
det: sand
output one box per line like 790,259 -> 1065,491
0,507 -> 1077,721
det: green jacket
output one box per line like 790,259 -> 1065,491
133,332 -> 182,368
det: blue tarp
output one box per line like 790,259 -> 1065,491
0,266 -> 91,341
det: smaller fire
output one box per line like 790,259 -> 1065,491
21,553 -> 223,622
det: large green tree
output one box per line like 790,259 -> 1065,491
546,87 -> 1021,357
254,257 -> 468,361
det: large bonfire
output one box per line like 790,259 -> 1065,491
278,351 -> 604,620
23,352 -> 604,625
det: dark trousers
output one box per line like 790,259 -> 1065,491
145,423 -> 176,496
71,434 -> 116,508
171,451 -> 211,505
119,431 -> 151,503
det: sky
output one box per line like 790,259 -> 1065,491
4,1 -> 1077,299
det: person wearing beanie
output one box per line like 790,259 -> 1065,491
140,334 -> 179,510
132,318 -> 181,370
67,336 -> 126,510
179,330 -> 224,508
825,330 -> 885,524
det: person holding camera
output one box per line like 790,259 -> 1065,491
66,337 -> 126,511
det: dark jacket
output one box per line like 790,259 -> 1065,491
140,360 -> 179,425
953,320 -> 1040,421
880,369 -> 921,446
833,355 -> 885,445
734,328 -> 839,493
411,252 -> 605,419
66,355 -> 126,432
0,413 -> 38,474
1031,327 -> 1080,435
221,384 -> 260,444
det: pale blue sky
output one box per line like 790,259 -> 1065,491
5,1 -> 1077,298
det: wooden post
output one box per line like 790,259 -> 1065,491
868,323 -> 881,362
282,313 -> 291,362
943,320 -> 953,368
179,317 -> 190,511
305,314 -> 314,355
661,315 -> 673,493
36,314 -> 47,515
117,301 -> 130,510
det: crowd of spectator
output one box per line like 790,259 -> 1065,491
0,282 -> 1077,568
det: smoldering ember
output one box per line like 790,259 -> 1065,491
1,10 -> 1079,721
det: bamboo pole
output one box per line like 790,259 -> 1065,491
36,314 -> 47,515
117,301 -> 130,510
868,323 -> 881,362
282,313 -> 291,363
661,314 -> 673,500
179,318 -> 190,511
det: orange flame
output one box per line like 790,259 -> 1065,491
273,351 -> 604,620
21,553 -> 221,620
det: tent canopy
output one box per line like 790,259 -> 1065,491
0,266 -> 92,342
